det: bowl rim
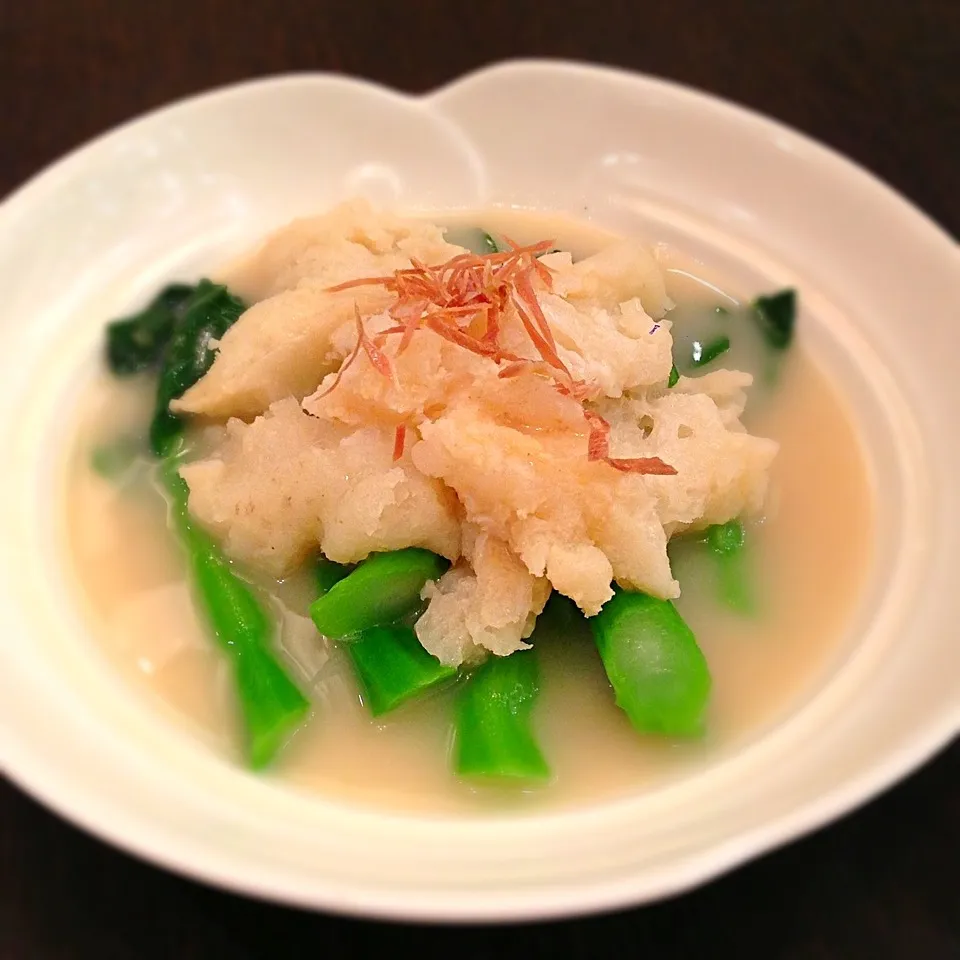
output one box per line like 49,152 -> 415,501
0,59 -> 957,923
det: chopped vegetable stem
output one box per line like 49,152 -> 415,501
454,649 -> 550,781
309,548 -> 449,639
109,277 -> 308,770
590,589 -> 711,737
162,458 -> 309,768
314,556 -> 353,597
345,624 -> 456,716
707,519 -> 755,614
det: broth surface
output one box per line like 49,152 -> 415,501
64,212 -> 875,813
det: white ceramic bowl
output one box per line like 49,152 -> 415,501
0,61 -> 957,922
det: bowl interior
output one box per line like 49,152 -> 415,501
0,63 -> 957,921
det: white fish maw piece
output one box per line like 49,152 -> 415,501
596,390 -> 778,532
588,487 -> 678,600
180,398 -> 460,577
413,408 -> 577,535
515,494 -> 676,607
549,241 -> 672,319
540,293 -> 674,397
415,535 -> 550,667
304,323 -> 494,428
179,398 -> 338,575
537,251 -> 572,271
217,199 -> 465,302
538,541 -> 616,615
464,373 -> 587,434
317,427 -> 460,565
412,405 -> 675,611
306,312 -> 587,436
672,368 -> 753,428
173,283 -> 392,421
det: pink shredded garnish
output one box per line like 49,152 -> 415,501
309,318 -> 365,402
605,457 -> 677,475
321,242 -> 676,476
581,408 -> 676,475
583,409 -> 611,461
497,359 -> 556,380
355,305 -> 394,380
393,424 -> 406,461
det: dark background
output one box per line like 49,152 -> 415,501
1,1 -> 957,957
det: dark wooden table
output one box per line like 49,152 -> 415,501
1,2 -> 957,957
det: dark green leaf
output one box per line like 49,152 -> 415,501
691,334 -> 731,368
105,283 -> 196,375
480,231 -> 500,254
149,281 -> 246,457
752,289 -> 796,350
314,555 -> 353,597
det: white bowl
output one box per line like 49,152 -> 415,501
0,61 -> 957,922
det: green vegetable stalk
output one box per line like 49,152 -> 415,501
309,548 -> 449,640
589,589 -> 711,737
706,519 -> 754,614
454,649 -> 550,781
314,555 -> 353,597
345,624 -> 456,716
162,459 -> 309,768
309,551 -> 453,716
108,277 -> 308,768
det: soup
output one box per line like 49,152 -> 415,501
63,205 -> 874,812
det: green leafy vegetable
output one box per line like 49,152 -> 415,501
667,363 -> 680,388
150,280 -> 246,457
589,589 -> 711,737
454,649 -> 550,781
105,283 -> 196,375
706,519 -> 754,614
752,289 -> 796,350
444,228 -> 501,255
162,458 -> 309,768
314,555 -> 353,597
536,591 -> 585,635
90,435 -> 143,480
480,231 -> 500,254
691,334 -> 731,368
310,548 -> 449,640
102,279 -> 303,770
707,519 -> 744,555
345,624 -> 456,716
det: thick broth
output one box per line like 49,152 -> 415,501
63,214 -> 874,813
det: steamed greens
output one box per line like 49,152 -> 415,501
95,209 -> 797,785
